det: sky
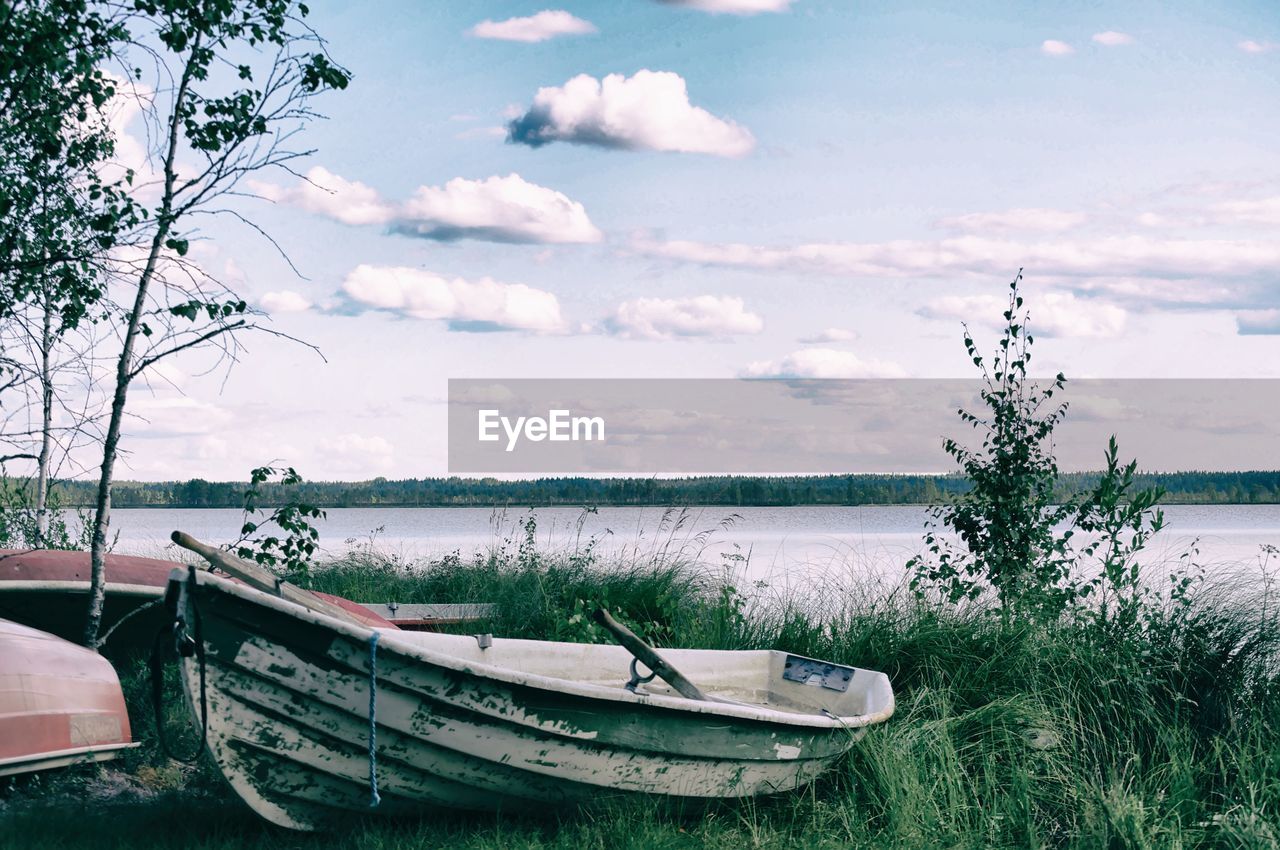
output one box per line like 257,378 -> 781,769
107,0 -> 1280,481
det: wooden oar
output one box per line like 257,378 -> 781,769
171,531 -> 367,627
591,608 -> 707,701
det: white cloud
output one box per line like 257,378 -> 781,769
469,10 -> 597,42
798,327 -> 857,344
507,70 -> 755,157
396,174 -> 602,243
657,0 -> 796,13
340,265 -> 566,333
633,233 -> 1280,281
1238,40 -> 1278,54
935,208 -> 1089,234
256,166 -> 393,226
259,290 -> 313,313
1069,276 -> 1238,307
605,295 -> 764,339
1041,40 -> 1075,56
1130,196 -> 1280,230
454,125 -> 508,141
1208,196 -> 1280,227
744,348 -> 907,379
257,169 -> 600,244
1092,31 -> 1134,46
918,292 -> 1127,338
1237,310 -> 1280,335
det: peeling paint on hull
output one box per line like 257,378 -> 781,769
171,571 -> 895,831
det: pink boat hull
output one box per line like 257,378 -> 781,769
0,549 -> 395,646
0,618 -> 136,776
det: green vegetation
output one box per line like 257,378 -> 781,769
2,532 -> 1278,849
11,468 -> 1280,510
5,281 -> 1277,848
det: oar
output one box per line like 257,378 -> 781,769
171,530 -> 367,627
591,608 -> 708,701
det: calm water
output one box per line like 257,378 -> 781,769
103,504 -> 1280,584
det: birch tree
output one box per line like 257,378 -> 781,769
81,0 -> 348,647
0,1 -> 131,544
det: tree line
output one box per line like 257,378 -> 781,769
19,469 -> 1280,509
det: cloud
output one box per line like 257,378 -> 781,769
605,295 -> 764,339
1131,195 -> 1280,231
1208,196 -> 1280,227
258,169 -> 601,244
454,125 -> 508,141
798,328 -> 856,344
1092,31 -> 1134,46
656,0 -> 796,13
744,348 -> 907,379
632,233 -> 1280,281
395,174 -> 602,243
1041,39 -> 1075,56
339,265 -> 566,333
1237,310 -> 1280,335
918,292 -> 1127,338
935,208 -> 1089,234
1239,40 -> 1278,54
1069,276 -> 1239,307
259,290 -> 312,313
469,10 -> 596,42
256,166 -> 393,226
507,70 -> 755,157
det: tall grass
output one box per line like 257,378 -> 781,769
4,522 -> 1278,849
303,522 -> 1280,849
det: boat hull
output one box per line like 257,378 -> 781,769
0,549 -> 396,647
171,570 -> 894,831
0,549 -> 185,647
0,619 -> 136,777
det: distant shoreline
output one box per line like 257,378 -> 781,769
32,470 -> 1280,510
99,500 -> 1280,509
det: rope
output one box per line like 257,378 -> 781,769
149,570 -> 208,764
367,630 -> 381,808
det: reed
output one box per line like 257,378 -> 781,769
4,535 -> 1278,849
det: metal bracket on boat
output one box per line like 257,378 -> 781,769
474,633 -> 493,650
782,654 -> 854,693
625,658 -> 658,694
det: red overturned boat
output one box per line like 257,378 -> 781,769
0,618 -> 137,776
0,549 -> 492,648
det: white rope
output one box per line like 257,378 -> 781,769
367,630 -> 381,808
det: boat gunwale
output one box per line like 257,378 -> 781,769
0,741 -> 138,771
0,580 -> 163,597
183,569 -> 896,731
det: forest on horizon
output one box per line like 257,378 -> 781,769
27,470 -> 1280,509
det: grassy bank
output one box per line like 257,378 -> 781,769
3,534 -> 1279,849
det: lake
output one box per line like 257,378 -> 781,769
104,504 -> 1280,585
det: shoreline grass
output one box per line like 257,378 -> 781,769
3,532 -> 1279,849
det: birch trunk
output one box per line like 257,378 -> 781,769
33,287 -> 53,547
83,44 -> 196,648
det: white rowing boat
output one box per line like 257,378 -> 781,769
163,548 -> 894,831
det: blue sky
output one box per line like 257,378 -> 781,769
116,0 -> 1280,480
